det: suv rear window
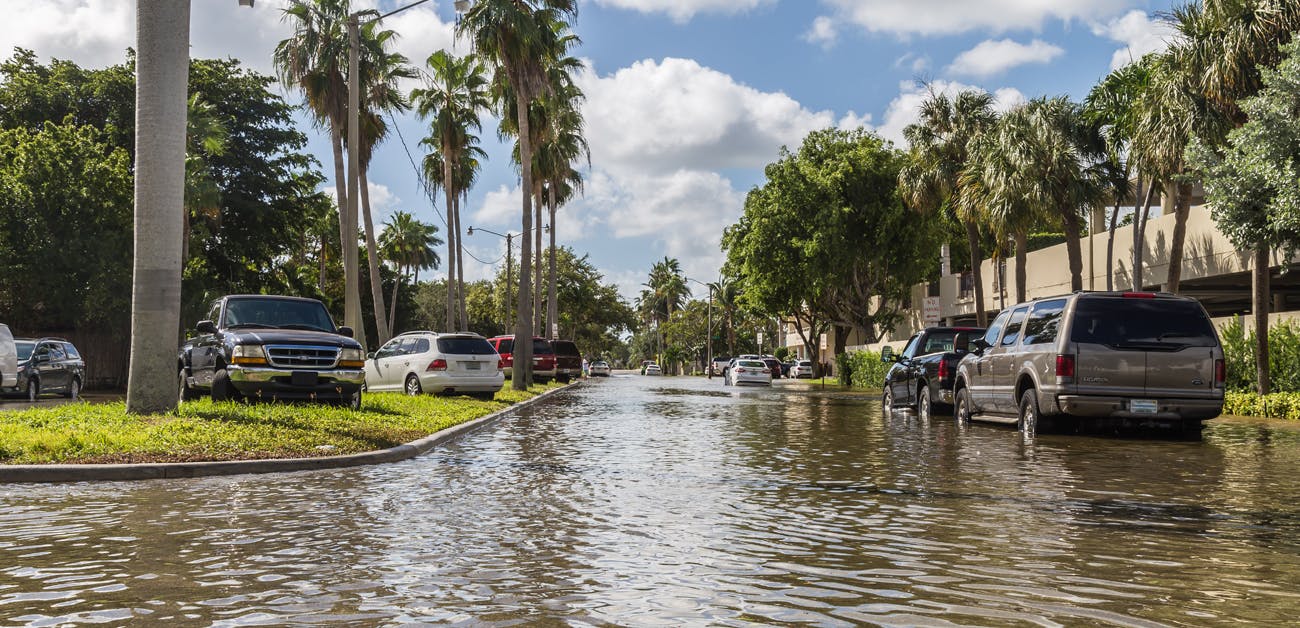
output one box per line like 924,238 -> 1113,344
552,341 -> 580,357
439,337 -> 496,355
494,338 -> 514,354
533,339 -> 554,355
1070,297 -> 1218,348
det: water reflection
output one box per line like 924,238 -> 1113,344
3,376 -> 1300,625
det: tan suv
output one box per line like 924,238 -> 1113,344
953,291 -> 1225,434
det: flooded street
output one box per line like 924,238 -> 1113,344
4,375 -> 1300,625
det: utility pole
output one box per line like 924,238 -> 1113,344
345,13 -> 364,348
505,233 -> 513,331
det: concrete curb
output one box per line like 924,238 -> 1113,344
0,381 -> 581,484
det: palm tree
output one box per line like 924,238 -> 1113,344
412,50 -> 491,333
899,90 -> 996,325
1084,59 -> 1149,291
536,53 -> 589,340
379,211 -> 442,333
708,276 -> 740,356
274,0 -> 356,323
460,0 -> 577,390
355,25 -> 414,344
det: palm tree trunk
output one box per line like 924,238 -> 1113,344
1166,180 -> 1192,293
727,311 -> 735,356
330,127 -> 349,267
1060,208 -> 1085,292
360,170 -> 390,343
127,0 -> 189,414
1013,230 -> 1028,303
534,185 -> 544,336
443,141 -> 456,333
1105,200 -> 1120,291
513,82 -> 535,390
1254,245 -> 1271,395
965,219 -> 988,325
1131,181 -> 1157,291
547,184 -> 558,339
456,192 -> 467,330
388,263 -> 402,336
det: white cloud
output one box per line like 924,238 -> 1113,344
593,0 -> 772,23
837,110 -> 873,130
874,80 -> 1025,146
947,38 -> 1064,77
1092,10 -> 1176,70
804,16 -> 838,49
817,0 -> 1130,37
471,185 -> 523,227
894,52 -> 932,74
576,57 -> 835,175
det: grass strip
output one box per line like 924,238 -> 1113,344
0,382 -> 562,465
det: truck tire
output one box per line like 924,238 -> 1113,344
178,368 -> 198,403
955,387 -> 973,424
211,368 -> 239,402
917,383 -> 932,421
1018,389 -> 1039,436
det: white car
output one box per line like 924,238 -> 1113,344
644,363 -> 662,376
590,360 -> 611,377
364,332 -> 503,399
790,360 -> 815,379
725,359 -> 771,386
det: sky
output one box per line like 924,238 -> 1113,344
3,0 -> 1179,302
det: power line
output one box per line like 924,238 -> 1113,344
387,110 -> 449,231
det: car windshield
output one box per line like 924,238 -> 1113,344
919,331 -> 979,354
438,337 -> 496,355
738,360 -> 765,368
15,341 -> 33,360
224,298 -> 335,333
1070,297 -> 1218,347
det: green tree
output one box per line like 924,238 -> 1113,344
460,0 -> 577,389
1085,59 -> 1148,291
1189,42 -> 1300,394
380,211 -> 443,334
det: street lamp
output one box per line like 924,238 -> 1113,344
686,277 -> 714,379
467,224 -> 547,332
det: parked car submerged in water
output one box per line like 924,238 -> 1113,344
643,362 -> 662,376
589,360 -> 611,377
725,358 -> 771,386
953,291 -> 1225,434
882,326 -> 985,420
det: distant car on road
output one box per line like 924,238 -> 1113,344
364,332 -> 502,399
589,360 -> 611,377
710,355 -> 732,376
644,362 -> 662,376
760,355 -> 783,379
725,358 -> 771,386
790,360 -> 815,379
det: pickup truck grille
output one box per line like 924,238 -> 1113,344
265,345 -> 340,369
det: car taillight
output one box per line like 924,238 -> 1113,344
1122,292 -> 1156,298
498,358 -> 505,371
1215,359 -> 1226,386
427,359 -> 448,372
736,367 -> 746,373
938,359 -> 949,381
1055,354 -> 1075,378
762,368 -> 770,373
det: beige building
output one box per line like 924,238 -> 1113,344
784,200 -> 1300,357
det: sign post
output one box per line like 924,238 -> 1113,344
923,297 -> 942,327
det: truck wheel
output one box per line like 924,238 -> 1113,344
344,390 -> 362,411
882,387 -> 894,415
1019,389 -> 1039,436
211,369 -> 239,402
917,384 -> 932,421
955,387 -> 972,424
178,368 -> 198,403
404,374 -> 423,396
26,377 -> 39,402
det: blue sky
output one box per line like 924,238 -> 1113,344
5,0 -> 1178,300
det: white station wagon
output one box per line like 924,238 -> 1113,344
364,332 -> 504,399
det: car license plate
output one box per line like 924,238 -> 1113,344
464,362 -> 481,370
292,371 -> 319,386
1131,399 -> 1158,414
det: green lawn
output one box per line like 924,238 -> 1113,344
0,383 -> 562,465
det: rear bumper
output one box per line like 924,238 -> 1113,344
1056,395 -> 1223,421
228,366 -> 364,399
419,371 -> 504,393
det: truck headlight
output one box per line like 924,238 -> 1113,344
231,345 -> 267,365
338,348 -> 364,368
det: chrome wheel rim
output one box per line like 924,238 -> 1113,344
919,390 -> 930,420
405,377 -> 420,396
27,380 -> 36,402
883,389 -> 893,414
71,379 -> 79,399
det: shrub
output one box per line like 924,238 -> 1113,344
837,350 -> 888,390
1218,316 -> 1300,393
1223,391 -> 1300,420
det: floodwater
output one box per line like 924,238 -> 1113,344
3,375 -> 1300,626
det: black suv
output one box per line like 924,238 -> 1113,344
552,340 -> 582,383
178,295 -> 366,409
13,338 -> 86,401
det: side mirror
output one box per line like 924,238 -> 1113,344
972,338 -> 990,354
338,326 -> 354,338
366,351 -> 375,360
196,320 -> 217,334
953,332 -> 971,354
880,346 -> 894,363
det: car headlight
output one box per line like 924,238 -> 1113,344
231,345 -> 267,365
338,348 -> 364,368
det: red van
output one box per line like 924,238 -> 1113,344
488,336 -> 557,383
